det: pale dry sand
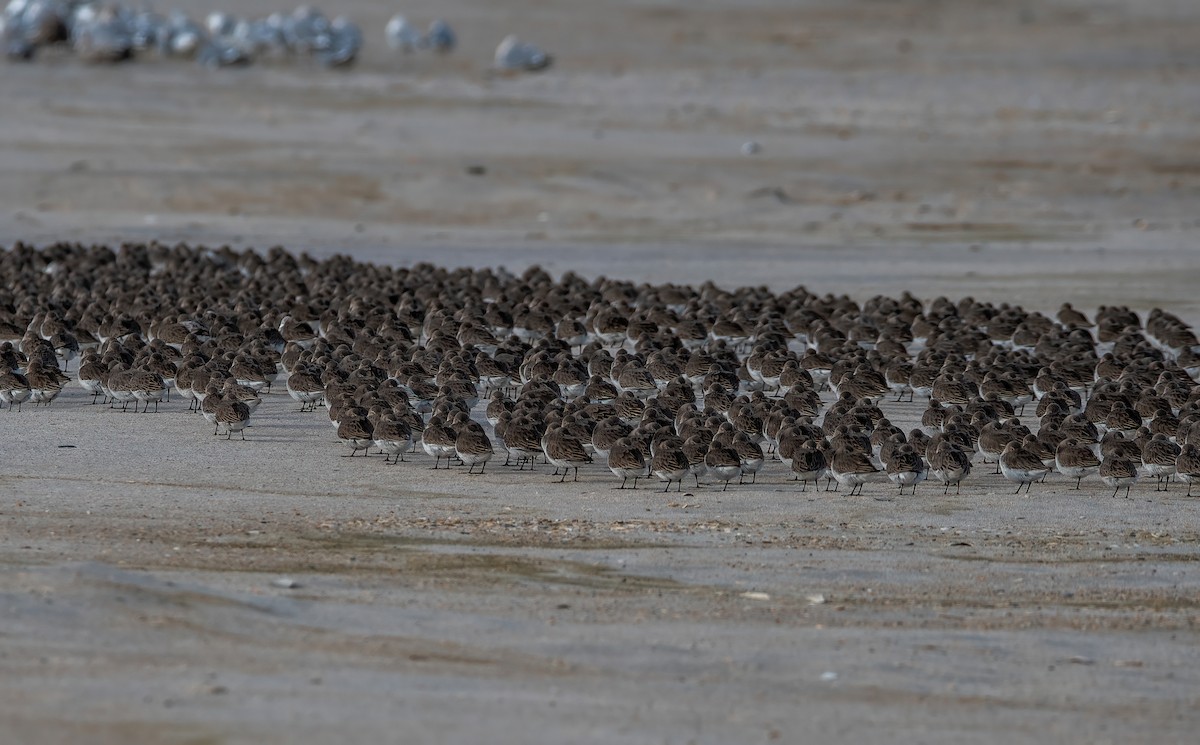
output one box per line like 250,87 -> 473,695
2,1 -> 1200,743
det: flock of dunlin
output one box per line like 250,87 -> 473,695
2,241 -> 1200,500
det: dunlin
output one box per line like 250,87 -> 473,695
1176,444 -> 1200,497
455,419 -> 494,475
1099,457 -> 1139,498
704,440 -> 742,492
216,398 -> 251,440
928,441 -> 972,495
650,445 -> 690,493
1140,433 -> 1181,492
884,444 -> 927,496
829,445 -> 879,497
0,370 -> 32,411
1000,442 -> 1049,495
608,437 -> 647,490
1054,438 -> 1101,489
543,425 -> 592,482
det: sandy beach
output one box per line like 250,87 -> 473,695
2,1 -> 1200,743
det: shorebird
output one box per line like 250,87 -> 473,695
286,364 -> 325,411
1176,444 -> 1200,497
733,432 -> 764,484
494,35 -> 552,72
372,414 -> 414,464
789,440 -> 828,492
650,445 -> 690,493
501,416 -> 543,470
25,361 -> 66,406
976,420 -> 1016,473
1000,442 -> 1049,495
337,408 -> 373,456
0,370 -> 32,411
425,19 -> 456,53
681,435 -> 709,488
704,440 -> 742,492
1100,457 -> 1139,498
1057,303 -> 1092,328
1141,433 -> 1180,492
829,445 -> 879,497
884,444 -> 927,496
1054,438 -> 1101,489
543,425 -> 592,482
106,368 -> 139,412
216,399 -> 251,440
129,370 -> 166,413
455,419 -> 494,475
385,15 -> 422,52
928,442 -> 972,495
608,437 -> 647,490
422,415 -> 459,469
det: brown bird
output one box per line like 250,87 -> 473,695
1176,443 -> 1200,497
1100,457 -> 1139,499
455,420 -> 494,475
1054,438 -> 1100,490
651,445 -> 690,493
337,409 -> 373,456
608,437 -> 646,490
1141,434 -> 1181,492
704,440 -> 742,492
1000,442 -> 1049,495
828,445 -> 879,497
543,425 -> 592,482
216,399 -> 251,440
928,442 -> 971,495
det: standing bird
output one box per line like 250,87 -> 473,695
216,399 -> 251,440
421,415 -> 459,469
1000,442 -> 1049,495
789,440 -> 828,492
1141,434 -> 1181,492
337,408 -> 374,457
501,416 -> 544,470
651,444 -> 690,493
455,419 -> 494,475
1054,438 -> 1101,489
828,445 -> 880,496
543,425 -> 592,482
928,441 -> 972,495
1175,443 -> 1200,497
733,432 -> 764,484
25,361 -> 67,406
286,364 -> 325,411
129,370 -> 166,413
681,435 -> 709,488
704,440 -> 742,492
373,414 -> 414,464
78,354 -> 108,404
608,437 -> 646,490
425,19 -> 456,53
884,444 -> 927,496
0,370 -> 32,411
385,15 -> 422,52
1100,457 -> 1139,498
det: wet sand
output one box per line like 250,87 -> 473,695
2,1 -> 1200,742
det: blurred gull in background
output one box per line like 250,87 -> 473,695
494,34 -> 551,72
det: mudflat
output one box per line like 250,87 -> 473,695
2,1 -> 1199,743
